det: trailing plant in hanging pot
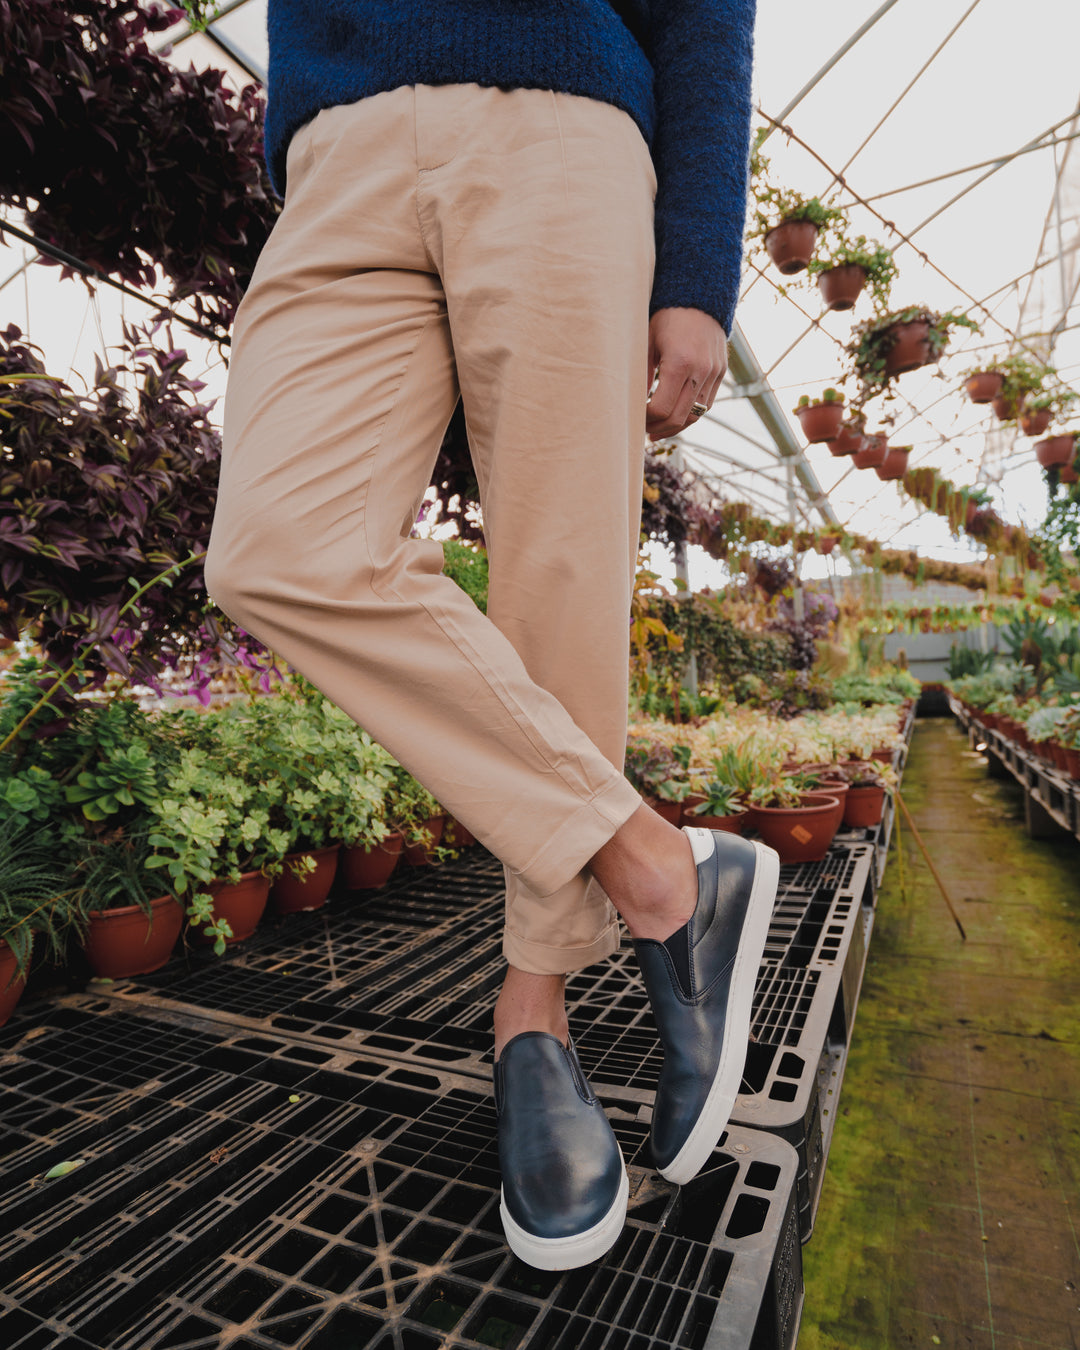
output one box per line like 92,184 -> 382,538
793,388 -> 845,443
746,166 -> 843,276
807,230 -> 898,313
846,306 -> 979,403
986,353 -> 1054,422
1020,385 -> 1077,437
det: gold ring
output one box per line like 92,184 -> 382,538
690,402 -> 708,417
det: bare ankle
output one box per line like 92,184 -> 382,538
589,805 -> 699,943
494,968 -> 569,1060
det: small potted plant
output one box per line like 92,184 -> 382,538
846,305 -> 979,401
0,821 -> 78,1024
745,778 -> 841,864
625,737 -> 690,825
747,160 -> 844,275
1021,385 -> 1077,437
986,352 -> 1054,422
1035,430 -> 1078,469
793,388 -> 845,444
807,230 -> 898,312
826,412 -> 867,457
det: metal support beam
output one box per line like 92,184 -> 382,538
727,324 -> 840,528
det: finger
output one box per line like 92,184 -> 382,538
647,374 -> 699,438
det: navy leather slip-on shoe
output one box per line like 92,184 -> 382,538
633,827 -> 780,1186
495,1031 -> 629,1270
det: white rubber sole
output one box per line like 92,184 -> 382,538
658,839 -> 781,1186
500,1165 -> 629,1270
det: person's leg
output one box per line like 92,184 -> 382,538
206,88 -> 643,904
411,86 -> 677,1045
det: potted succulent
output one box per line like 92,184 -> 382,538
625,737 -> 690,825
875,444 -> 912,481
793,388 -> 846,444
807,230 -> 898,313
826,413 -> 867,457
836,761 -> 895,828
846,306 -> 979,401
745,779 -> 841,864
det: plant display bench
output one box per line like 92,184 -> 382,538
951,699 -> 1080,844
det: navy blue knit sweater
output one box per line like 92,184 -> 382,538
264,1 -> 756,334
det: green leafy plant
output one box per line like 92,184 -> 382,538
747,184 -> 843,244
624,737 -> 690,803
0,820 -> 81,981
807,230 -> 899,314
794,388 -> 844,410
846,306 -> 980,404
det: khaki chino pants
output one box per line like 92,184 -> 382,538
206,84 -> 655,974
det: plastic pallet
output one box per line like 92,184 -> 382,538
89,838 -> 875,1241
0,1000 -> 803,1350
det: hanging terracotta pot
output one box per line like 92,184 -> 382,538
746,792 -> 840,865
965,371 -> 1004,404
764,220 -> 819,275
194,871 -> 271,946
843,784 -> 886,828
0,939 -> 27,1027
818,534 -> 838,555
341,829 -> 405,890
826,421 -> 865,457
794,401 -> 845,444
403,813 -> 447,866
1020,408 -> 1052,436
875,446 -> 910,481
271,845 -> 340,915
1035,435 -> 1076,468
817,264 -> 866,311
84,894 -> 184,978
1060,464 -> 1078,485
883,320 -> 934,375
852,433 -> 887,469
991,394 -> 1020,421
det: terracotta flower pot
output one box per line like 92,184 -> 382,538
84,893 -> 184,978
826,421 -> 865,457
341,830 -> 405,890
852,433 -> 887,469
0,939 -> 27,1027
1065,747 -> 1080,780
681,807 -> 749,835
875,446 -> 910,481
403,813 -> 447,867
196,871 -> 270,946
1060,464 -> 1079,485
1051,742 -> 1069,772
817,264 -> 866,311
965,371 -> 1003,404
871,746 -> 895,764
271,845 -> 340,915
746,792 -> 840,864
1020,408 -> 1052,437
818,534 -> 837,555
444,817 -> 477,848
814,782 -> 849,836
843,784 -> 886,828
883,320 -> 934,375
794,402 -> 845,444
1035,435 -> 1076,468
764,220 -> 819,275
991,394 -> 1020,421
647,797 -> 684,826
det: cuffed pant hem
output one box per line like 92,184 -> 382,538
503,919 -> 622,977
510,776 -> 643,898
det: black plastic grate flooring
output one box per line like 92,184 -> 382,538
0,1003 -> 802,1350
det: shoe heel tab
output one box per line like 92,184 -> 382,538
684,827 -> 716,866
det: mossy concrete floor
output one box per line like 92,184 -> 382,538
798,718 -> 1080,1350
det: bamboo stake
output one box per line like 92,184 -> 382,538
895,790 -> 967,941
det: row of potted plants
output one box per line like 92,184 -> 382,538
0,659 -> 469,1023
949,660 -> 1080,780
625,699 -> 908,863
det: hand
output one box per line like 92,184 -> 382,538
645,307 -> 728,440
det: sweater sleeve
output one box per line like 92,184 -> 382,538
646,0 -> 757,335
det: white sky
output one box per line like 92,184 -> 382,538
3,0 -> 1079,598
